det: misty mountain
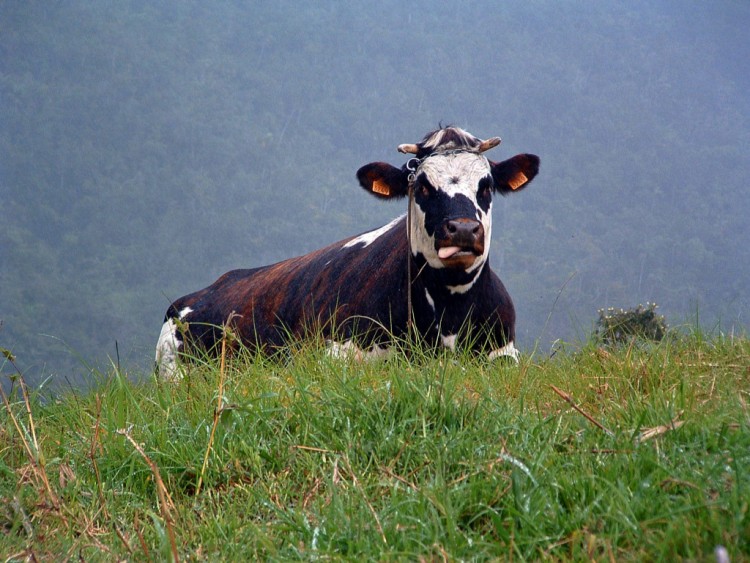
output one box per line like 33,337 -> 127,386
1,1 -> 748,390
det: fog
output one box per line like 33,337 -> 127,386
2,1 -> 748,391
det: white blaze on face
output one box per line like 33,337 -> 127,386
409,152 -> 493,273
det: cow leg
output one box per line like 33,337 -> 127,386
155,318 -> 182,380
325,339 -> 393,361
155,306 -> 193,380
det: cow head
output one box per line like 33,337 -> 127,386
357,127 -> 539,282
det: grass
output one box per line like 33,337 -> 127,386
1,331 -> 749,561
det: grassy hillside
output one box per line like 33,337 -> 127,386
2,333 -> 749,560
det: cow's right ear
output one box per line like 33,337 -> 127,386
356,162 -> 410,199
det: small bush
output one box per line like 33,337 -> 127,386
596,303 -> 667,345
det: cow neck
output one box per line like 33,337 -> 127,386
410,252 -> 488,295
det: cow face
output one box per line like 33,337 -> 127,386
410,151 -> 492,272
357,127 -> 539,278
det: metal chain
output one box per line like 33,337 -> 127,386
406,183 -> 414,336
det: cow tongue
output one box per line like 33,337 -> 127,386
438,246 -> 462,259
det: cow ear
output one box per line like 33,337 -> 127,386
490,154 -> 540,195
356,162 -> 410,199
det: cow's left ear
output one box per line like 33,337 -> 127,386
357,162 -> 410,199
490,154 -> 540,195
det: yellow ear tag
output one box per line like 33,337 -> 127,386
508,172 -> 528,190
372,179 -> 390,196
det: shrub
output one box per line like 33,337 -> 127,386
596,303 -> 667,345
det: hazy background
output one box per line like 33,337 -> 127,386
2,1 -> 748,391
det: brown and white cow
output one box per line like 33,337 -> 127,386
156,126 -> 539,378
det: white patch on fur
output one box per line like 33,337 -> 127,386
440,333 -> 457,350
408,203 -> 439,267
179,306 -> 193,319
424,289 -> 435,312
326,339 -> 393,361
343,215 -> 403,249
419,152 -> 491,199
447,278 -> 481,295
155,318 -> 182,380
488,341 -> 520,363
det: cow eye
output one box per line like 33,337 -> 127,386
478,177 -> 492,196
417,178 -> 434,199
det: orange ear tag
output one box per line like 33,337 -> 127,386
508,172 -> 528,190
372,179 -> 390,196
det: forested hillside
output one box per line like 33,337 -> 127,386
2,1 -> 748,388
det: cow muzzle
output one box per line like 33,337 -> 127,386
436,218 -> 485,269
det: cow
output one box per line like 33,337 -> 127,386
156,126 -> 539,378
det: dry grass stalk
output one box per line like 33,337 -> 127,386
195,313 -> 237,498
117,427 -> 179,562
636,413 -> 685,443
88,395 -> 134,555
11,495 -> 34,537
17,372 -> 40,455
5,549 -> 39,563
381,465 -> 419,492
341,454 -> 387,545
294,445 -> 336,454
89,395 -> 109,518
133,511 -> 150,561
549,384 -> 615,437
1,379 -> 60,510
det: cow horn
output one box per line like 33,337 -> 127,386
478,137 -> 502,153
397,143 -> 420,154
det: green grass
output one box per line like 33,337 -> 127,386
2,331 -> 749,561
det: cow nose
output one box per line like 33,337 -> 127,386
446,219 -> 483,238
